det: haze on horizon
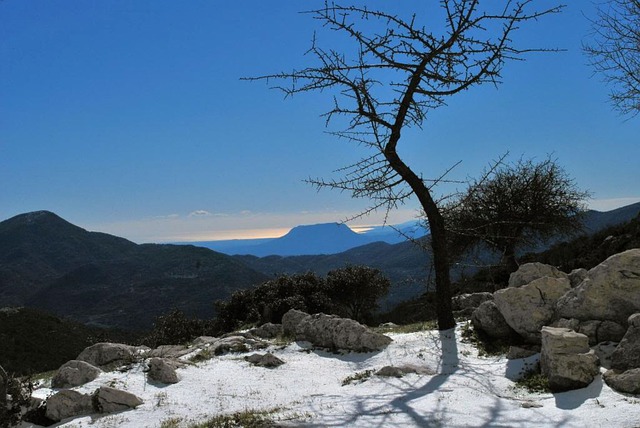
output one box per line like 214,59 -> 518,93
2,1 -> 639,244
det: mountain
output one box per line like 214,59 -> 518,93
0,211 -> 269,330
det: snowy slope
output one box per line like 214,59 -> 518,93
30,325 -> 640,428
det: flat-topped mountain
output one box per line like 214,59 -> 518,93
0,211 -> 269,330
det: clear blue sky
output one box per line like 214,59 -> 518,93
2,1 -> 639,243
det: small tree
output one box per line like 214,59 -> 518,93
446,157 -> 590,272
584,0 -> 640,116
326,265 -> 390,324
247,1 -> 562,330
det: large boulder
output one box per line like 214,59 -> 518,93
51,360 -> 102,388
553,318 -> 626,345
92,386 -> 143,414
471,301 -> 515,340
540,327 -> 600,392
603,368 -> 640,394
494,277 -> 572,343
453,292 -> 494,317
282,309 -> 311,336
610,313 -> 640,371
508,263 -> 569,288
45,390 -> 94,422
77,343 -> 138,368
296,313 -> 392,352
147,358 -> 180,384
556,249 -> 640,324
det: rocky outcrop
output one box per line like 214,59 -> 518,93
295,312 -> 392,352
282,309 -> 311,336
540,327 -> 600,392
51,360 -> 102,388
77,343 -> 139,368
45,390 -> 94,422
92,386 -> 143,414
610,313 -> 640,371
211,335 -> 268,355
494,277 -> 571,343
508,263 -> 569,288
471,300 -> 515,340
147,358 -> 180,384
556,249 -> 640,324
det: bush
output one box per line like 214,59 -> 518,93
143,309 -> 214,348
1,366 -> 33,428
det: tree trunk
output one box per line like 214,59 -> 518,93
501,244 -> 519,274
0,364 -> 7,421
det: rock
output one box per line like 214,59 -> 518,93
568,268 -> 588,287
603,368 -> 640,394
244,353 -> 285,368
507,346 -> 540,360
508,263 -> 569,288
540,327 -> 600,392
51,360 -> 102,388
77,343 -> 138,368
282,309 -> 311,336
376,366 -> 406,378
556,249 -> 640,324
592,342 -> 618,369
577,320 -> 627,346
521,401 -> 544,409
147,345 -> 190,359
250,323 -> 283,339
376,364 -> 435,377
471,301 -> 515,340
452,292 -> 493,311
494,277 -> 572,343
192,336 -> 218,346
45,390 -> 93,422
147,358 -> 180,384
92,386 -> 143,414
296,313 -> 392,352
211,336 -> 267,355
610,313 -> 640,371
553,318 -> 580,331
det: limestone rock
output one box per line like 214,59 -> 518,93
556,249 -> 640,324
508,263 -> 569,288
610,313 -> 640,371
603,368 -> 640,394
471,301 -> 515,340
211,335 -> 267,355
540,327 -> 600,392
245,353 -> 285,368
282,309 -> 311,336
147,357 -> 180,384
77,343 -> 138,368
51,360 -> 102,388
45,390 -> 93,422
592,342 -> 618,370
568,268 -> 588,287
494,277 -> 572,343
507,346 -> 540,360
250,323 -> 283,339
92,386 -> 143,414
452,292 -> 493,312
296,313 -> 392,352
147,345 -> 190,359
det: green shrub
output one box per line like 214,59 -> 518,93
143,309 -> 214,348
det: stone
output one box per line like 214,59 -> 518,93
77,343 -> 138,368
296,313 -> 392,352
578,320 -> 627,345
610,313 -> 640,371
147,357 -> 180,384
192,336 -> 218,346
507,346 -> 540,360
540,327 -> 600,392
244,353 -> 285,368
51,360 -> 102,388
376,364 -> 435,377
603,368 -> 640,394
471,301 -> 515,340
282,309 -> 311,336
556,249 -> 640,324
508,263 -> 569,288
250,323 -> 283,339
376,366 -> 406,378
45,390 -> 93,422
494,277 -> 572,343
568,268 -> 588,287
592,342 -> 618,369
452,292 -> 493,311
147,345 -> 190,359
211,336 -> 267,355
92,386 -> 143,414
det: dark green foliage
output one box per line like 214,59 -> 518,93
326,265 -> 390,323
0,307 -> 138,377
0,368 -> 33,428
143,309 -> 214,348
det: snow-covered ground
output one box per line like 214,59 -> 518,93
30,325 -> 640,427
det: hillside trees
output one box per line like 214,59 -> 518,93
584,0 -> 640,116
326,265 -> 390,323
248,1 -> 561,329
446,157 -> 589,272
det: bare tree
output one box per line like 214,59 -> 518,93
445,156 -> 590,273
584,0 -> 640,116
247,1 -> 562,330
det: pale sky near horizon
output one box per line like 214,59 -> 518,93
2,1 -> 639,243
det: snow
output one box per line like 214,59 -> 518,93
29,325 -> 640,427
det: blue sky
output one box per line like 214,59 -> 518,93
1,1 -> 639,243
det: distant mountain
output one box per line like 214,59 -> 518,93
193,220 -> 428,256
0,211 -> 269,330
